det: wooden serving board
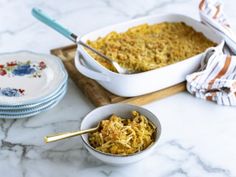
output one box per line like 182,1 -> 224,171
51,44 -> 186,107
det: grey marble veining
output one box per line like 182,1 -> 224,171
1,0 -> 236,177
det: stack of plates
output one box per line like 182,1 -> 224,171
0,51 -> 68,119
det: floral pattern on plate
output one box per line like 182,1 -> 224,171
0,60 -> 46,78
0,87 -> 25,97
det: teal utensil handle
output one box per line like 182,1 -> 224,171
32,8 -> 77,42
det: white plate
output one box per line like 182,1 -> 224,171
0,87 -> 67,119
0,84 -> 67,114
0,51 -> 68,105
0,80 -> 67,109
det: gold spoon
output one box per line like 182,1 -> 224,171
44,122 -> 101,143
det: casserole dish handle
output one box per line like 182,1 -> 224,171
74,52 -> 110,82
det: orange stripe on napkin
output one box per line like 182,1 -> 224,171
213,5 -> 221,19
199,0 -> 205,10
206,92 -> 217,101
206,95 -> 212,101
208,56 -> 231,90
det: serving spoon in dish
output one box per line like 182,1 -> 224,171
32,8 -> 132,74
44,122 -> 101,143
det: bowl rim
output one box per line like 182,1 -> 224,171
80,103 -> 162,157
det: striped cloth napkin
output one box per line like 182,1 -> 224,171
186,0 -> 236,106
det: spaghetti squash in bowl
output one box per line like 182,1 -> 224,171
88,111 -> 156,156
80,103 -> 161,165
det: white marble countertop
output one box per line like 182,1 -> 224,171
1,0 -> 236,177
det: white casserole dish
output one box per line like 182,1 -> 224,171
75,14 -> 223,97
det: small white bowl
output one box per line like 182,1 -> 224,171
80,103 -> 161,166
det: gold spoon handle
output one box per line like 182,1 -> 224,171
44,127 -> 97,143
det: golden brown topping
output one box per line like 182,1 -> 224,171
88,111 -> 156,155
86,22 -> 216,72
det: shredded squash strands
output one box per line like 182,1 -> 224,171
86,22 -> 216,72
88,111 -> 156,155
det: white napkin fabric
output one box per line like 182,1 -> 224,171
186,0 -> 236,106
